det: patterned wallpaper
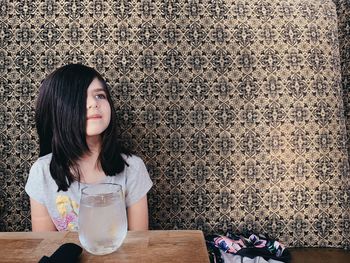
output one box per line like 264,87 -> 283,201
336,0 -> 350,154
0,0 -> 349,248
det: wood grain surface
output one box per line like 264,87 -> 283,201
0,230 -> 210,263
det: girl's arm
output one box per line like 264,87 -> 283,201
127,195 -> 149,231
30,198 -> 57,232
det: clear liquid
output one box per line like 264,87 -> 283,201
78,201 -> 127,255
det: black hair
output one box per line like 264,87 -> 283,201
35,63 -> 128,191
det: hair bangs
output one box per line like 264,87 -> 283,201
49,65 -> 96,159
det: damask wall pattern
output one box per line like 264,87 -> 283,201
336,0 -> 350,155
0,0 -> 349,248
333,0 -> 350,249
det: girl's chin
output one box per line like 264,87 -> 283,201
86,127 -> 108,137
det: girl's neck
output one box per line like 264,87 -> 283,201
77,135 -> 106,184
86,135 -> 102,152
81,135 -> 101,167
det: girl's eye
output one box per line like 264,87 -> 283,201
95,93 -> 106,99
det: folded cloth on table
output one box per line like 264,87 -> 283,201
206,232 -> 291,263
220,251 -> 285,263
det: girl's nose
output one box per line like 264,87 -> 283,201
87,97 -> 98,109
88,103 -> 98,109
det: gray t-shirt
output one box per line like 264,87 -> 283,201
25,153 -> 153,231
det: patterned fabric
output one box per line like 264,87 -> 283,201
54,195 -> 79,231
336,1 -> 350,155
0,0 -> 349,248
206,232 -> 290,262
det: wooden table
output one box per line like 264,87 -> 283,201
289,247 -> 350,263
0,230 -> 210,263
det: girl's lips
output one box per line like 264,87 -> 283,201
87,114 -> 102,120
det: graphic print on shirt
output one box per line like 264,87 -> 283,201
53,195 -> 79,231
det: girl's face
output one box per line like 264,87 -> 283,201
85,78 -> 111,139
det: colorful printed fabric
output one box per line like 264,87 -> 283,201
52,195 -> 79,231
214,235 -> 246,253
206,232 -> 291,263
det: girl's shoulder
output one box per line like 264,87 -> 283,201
31,153 -> 52,169
26,153 -> 57,199
121,154 -> 150,179
121,153 -> 145,168
37,152 -> 53,162
122,153 -> 141,162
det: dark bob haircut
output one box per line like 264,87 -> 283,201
36,63 -> 128,191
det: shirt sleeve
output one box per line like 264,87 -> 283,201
124,155 -> 153,207
25,160 -> 46,205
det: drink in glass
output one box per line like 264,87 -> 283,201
78,183 -> 127,255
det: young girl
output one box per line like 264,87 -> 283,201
25,64 -> 153,232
